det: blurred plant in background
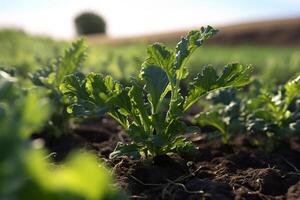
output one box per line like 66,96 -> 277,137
0,71 -> 126,200
1,28 -> 299,85
29,39 -> 87,136
195,74 -> 300,151
0,29 -> 65,77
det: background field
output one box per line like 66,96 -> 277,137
1,17 -> 300,84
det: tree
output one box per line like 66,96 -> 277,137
75,12 -> 106,35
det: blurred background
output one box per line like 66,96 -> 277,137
1,0 -> 300,82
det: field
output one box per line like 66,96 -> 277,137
88,43 -> 300,83
86,17 -> 300,83
1,25 -> 300,200
2,29 -> 300,83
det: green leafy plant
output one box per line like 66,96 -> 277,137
30,39 -> 87,135
194,89 -> 245,144
194,101 -> 243,144
0,71 -> 126,200
245,74 -> 300,149
60,26 -> 253,159
196,75 -> 300,149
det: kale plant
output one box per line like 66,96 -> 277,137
196,75 -> 300,149
0,70 -> 127,200
245,74 -> 300,150
30,39 -> 87,135
194,89 -> 247,143
60,26 -> 253,159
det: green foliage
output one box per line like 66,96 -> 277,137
197,75 -> 300,149
30,38 -> 87,88
1,28 -> 300,84
245,74 -> 300,149
0,71 -> 126,200
194,91 -> 244,144
19,151 -> 124,200
184,63 -> 252,111
29,39 -> 87,135
75,12 -> 106,35
61,26 -> 252,159
0,29 -> 64,77
87,42 -> 300,86
55,39 -> 87,86
195,111 -> 227,142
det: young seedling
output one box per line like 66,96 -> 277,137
0,71 -> 127,200
194,89 -> 244,144
246,74 -> 300,150
30,39 -> 87,135
198,75 -> 300,149
60,26 -> 253,159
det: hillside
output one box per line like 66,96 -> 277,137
86,17 -> 300,46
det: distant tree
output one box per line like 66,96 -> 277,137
74,12 -> 106,35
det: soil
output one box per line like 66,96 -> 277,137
34,117 -> 300,200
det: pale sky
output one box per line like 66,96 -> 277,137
0,0 -> 300,39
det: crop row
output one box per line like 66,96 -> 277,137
1,26 -> 300,199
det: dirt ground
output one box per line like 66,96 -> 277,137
35,117 -> 300,200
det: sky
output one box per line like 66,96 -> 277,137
0,0 -> 300,39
